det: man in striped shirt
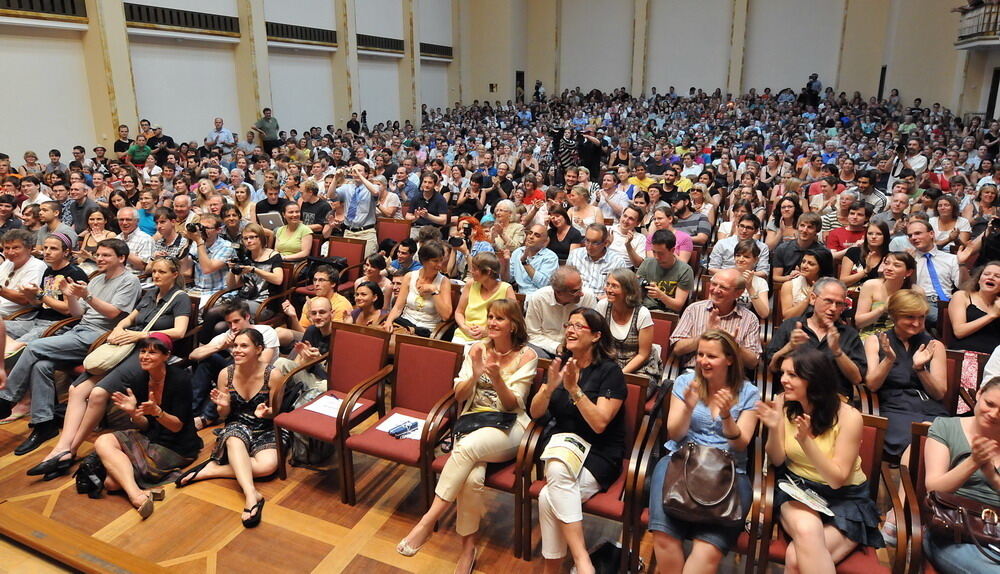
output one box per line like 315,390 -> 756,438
566,223 -> 627,298
669,268 -> 761,369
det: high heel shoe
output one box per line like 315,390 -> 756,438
150,488 -> 165,501
242,497 -> 265,528
396,538 -> 425,557
136,494 -> 154,520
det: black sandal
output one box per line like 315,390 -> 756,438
242,497 -> 265,528
174,460 -> 210,488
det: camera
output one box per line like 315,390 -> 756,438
228,246 -> 253,274
448,236 -> 464,248
463,225 -> 472,238
638,277 -> 651,291
186,222 -> 204,234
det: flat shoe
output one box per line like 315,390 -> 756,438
396,538 -> 424,557
136,495 -> 154,520
242,497 -> 265,528
27,451 -> 73,476
0,411 -> 26,424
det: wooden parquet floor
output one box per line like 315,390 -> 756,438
0,417 -> 633,573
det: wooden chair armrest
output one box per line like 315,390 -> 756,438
88,330 -> 112,352
958,387 -> 977,411
869,387 -> 882,417
271,352 -> 331,414
899,464 -> 924,574
743,424 -> 767,574
337,263 -> 364,285
42,316 -> 80,337
856,384 -> 875,415
255,287 -> 295,325
423,392 -> 458,449
340,364 -> 395,421
291,260 -> 311,286
882,463 -> 908,574
754,463 -> 778,572
4,307 -> 38,321
201,287 -> 240,319
631,417 -> 660,513
431,320 -> 457,340
518,420 -> 547,483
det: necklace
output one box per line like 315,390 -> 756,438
493,346 -> 515,357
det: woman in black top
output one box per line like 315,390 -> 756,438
547,206 -> 583,261
31,256 -> 191,476
529,308 -> 627,573
94,336 -> 202,519
947,260 -> 1000,354
224,222 -> 284,316
175,329 -> 279,529
840,221 -> 889,289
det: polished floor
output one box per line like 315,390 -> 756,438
0,415 -> 641,573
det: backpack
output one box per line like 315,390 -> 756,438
287,386 -> 336,467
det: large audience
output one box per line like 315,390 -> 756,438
0,76 -> 998,573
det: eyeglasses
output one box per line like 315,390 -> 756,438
563,322 -> 591,332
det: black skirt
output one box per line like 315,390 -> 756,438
773,468 -> 885,549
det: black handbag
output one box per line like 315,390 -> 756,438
662,443 -> 743,527
73,452 -> 107,499
452,411 -> 517,441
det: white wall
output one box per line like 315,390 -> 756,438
134,0 -> 238,17
0,25 -> 97,160
355,0 -> 404,39
419,0 -> 452,45
421,61 -> 450,111
263,0 -> 335,30
359,56 -> 402,125
646,0 -> 731,94
559,0 -> 632,92
742,0 -> 845,93
269,48 -> 336,134
130,37 -> 241,143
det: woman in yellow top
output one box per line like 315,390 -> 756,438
452,252 -> 516,346
274,202 -> 312,261
758,348 -> 884,573
397,299 -> 537,573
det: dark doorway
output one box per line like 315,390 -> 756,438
877,65 -> 887,101
516,70 -> 525,103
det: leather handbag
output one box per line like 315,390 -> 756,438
925,490 -> 1000,564
662,442 -> 743,527
452,411 -> 517,441
83,290 -> 181,376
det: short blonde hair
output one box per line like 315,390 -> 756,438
886,288 -> 930,319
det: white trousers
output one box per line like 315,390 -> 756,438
538,460 -> 600,559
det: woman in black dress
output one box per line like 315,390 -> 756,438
547,207 -> 582,261
529,308 -> 627,574
839,221 -> 889,289
93,335 -> 202,519
174,329 -> 279,528
947,260 -> 1000,353
864,289 -> 950,458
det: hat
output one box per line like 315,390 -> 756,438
152,124 -> 162,130
147,332 -> 174,352
93,146 -> 106,152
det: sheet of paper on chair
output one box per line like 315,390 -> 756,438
302,395 -> 361,418
375,412 -> 426,440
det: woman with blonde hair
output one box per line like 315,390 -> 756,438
567,184 -> 602,233
397,299 -> 537,572
864,289 -> 950,458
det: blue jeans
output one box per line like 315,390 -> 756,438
924,532 -> 1000,574
191,352 -> 232,421
0,324 -> 105,424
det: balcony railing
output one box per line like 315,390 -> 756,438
958,4 -> 1000,41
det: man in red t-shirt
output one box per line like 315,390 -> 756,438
825,201 -> 871,262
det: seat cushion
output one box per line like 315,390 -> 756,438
528,461 -> 628,520
484,461 -> 518,491
765,529 -> 887,573
344,407 -> 428,466
274,391 -> 376,442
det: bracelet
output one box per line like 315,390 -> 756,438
570,389 -> 586,405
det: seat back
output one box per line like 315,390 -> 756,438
392,335 -> 464,413
689,245 -> 703,277
906,422 -> 932,502
327,236 -> 368,283
622,373 -> 650,455
943,350 -> 969,415
937,300 -> 954,347
858,414 -> 889,500
649,310 -> 678,365
328,323 -> 391,396
377,217 -> 412,245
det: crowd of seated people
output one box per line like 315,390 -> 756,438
0,77 -> 997,573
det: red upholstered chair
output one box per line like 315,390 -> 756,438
272,323 -> 392,501
326,236 -> 367,296
945,349 -> 989,413
520,373 -> 654,571
342,335 -> 464,509
428,359 -> 550,558
899,422 -> 937,574
377,217 -> 412,245
754,414 -> 904,574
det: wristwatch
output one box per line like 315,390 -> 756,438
84,294 -> 94,304
570,389 -> 586,405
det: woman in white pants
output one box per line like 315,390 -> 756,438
529,308 -> 627,574
396,298 -> 537,574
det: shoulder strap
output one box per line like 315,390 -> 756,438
141,289 -> 182,333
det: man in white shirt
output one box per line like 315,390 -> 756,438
205,117 -> 236,161
115,207 -> 155,275
566,223 -> 628,297
19,176 -> 52,208
0,229 -> 47,318
524,265 -> 597,359
608,204 -> 648,267
908,220 -> 959,325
